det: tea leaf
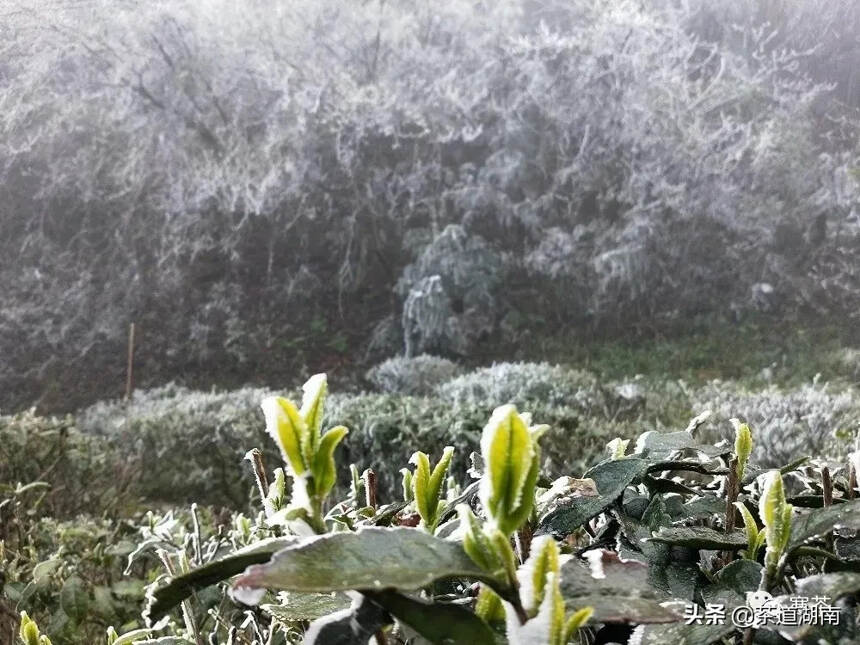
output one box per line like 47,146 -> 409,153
261,592 -> 351,622
261,396 -> 308,475
311,425 -> 348,499
232,527 -> 494,594
647,527 -> 747,550
480,405 -> 537,535
368,590 -> 496,643
59,576 -> 89,624
538,458 -> 648,538
302,594 -> 389,645
145,537 -> 297,621
787,499 -> 860,551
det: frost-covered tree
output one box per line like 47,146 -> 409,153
0,0 -> 857,410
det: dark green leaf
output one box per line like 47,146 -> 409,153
647,527 -> 747,551
788,499 -> 860,551
714,560 -> 762,593
559,552 -> 678,623
673,496 -> 725,520
795,572 -> 860,600
303,594 -> 390,645
646,461 -> 728,475
564,595 -> 681,625
59,576 -> 89,623
788,495 -> 846,508
232,527 -> 494,594
538,458 -> 648,538
643,476 -> 700,496
701,560 -> 763,610
367,590 -> 496,643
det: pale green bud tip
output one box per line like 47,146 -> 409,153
479,404 -> 538,535
300,373 -> 328,430
301,373 -> 327,399
758,470 -> 786,528
20,612 -> 40,645
732,419 -> 753,467
606,437 -> 629,459
260,396 -> 307,474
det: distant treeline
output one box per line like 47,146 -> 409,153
0,0 -> 858,412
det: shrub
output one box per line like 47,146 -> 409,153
77,384 -> 279,508
365,354 -> 463,396
0,411 -> 134,518
691,379 -> 860,467
132,372 -> 860,645
435,362 -> 604,414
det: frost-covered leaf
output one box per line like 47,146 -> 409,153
538,458 -> 648,538
261,592 -> 351,622
633,431 -> 726,461
647,527 -> 747,551
145,537 -> 297,621
233,527 -> 492,594
558,551 -> 679,624
368,590 -> 496,643
787,499 -> 860,551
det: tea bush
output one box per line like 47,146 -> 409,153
62,366 -> 860,512
108,374 -> 860,644
365,355 -> 463,396
0,412 -> 135,518
77,384 -> 279,508
691,379 -> 860,468
435,362 -> 606,415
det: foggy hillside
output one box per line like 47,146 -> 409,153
1,0 -> 858,411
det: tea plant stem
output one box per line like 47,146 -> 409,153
821,467 -> 833,507
364,469 -> 378,509
191,503 -> 203,565
510,592 -> 529,625
723,456 -> 739,564
244,449 -> 269,499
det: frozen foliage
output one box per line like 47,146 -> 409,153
435,362 -> 604,415
77,384 -> 279,506
398,225 -> 502,356
365,354 -> 462,396
77,383 -> 277,436
830,347 -> 860,381
401,276 -> 452,357
1,0 -> 859,410
691,380 -> 860,468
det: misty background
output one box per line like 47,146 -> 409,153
1,0 -> 859,413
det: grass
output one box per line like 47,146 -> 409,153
523,318 -> 860,388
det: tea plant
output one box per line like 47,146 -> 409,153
105,372 -> 860,645
10,375 -> 860,645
